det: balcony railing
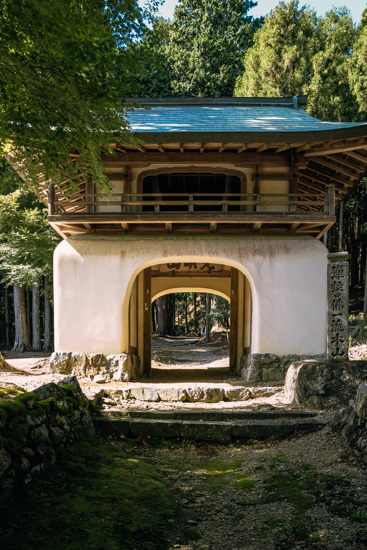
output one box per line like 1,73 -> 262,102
48,187 -> 335,216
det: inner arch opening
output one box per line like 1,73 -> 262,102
151,292 -> 230,382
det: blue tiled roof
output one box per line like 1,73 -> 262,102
127,102 -> 365,134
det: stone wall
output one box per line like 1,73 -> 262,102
50,352 -> 140,382
241,353 -> 326,383
284,360 -> 367,409
0,377 -> 94,506
333,385 -> 367,467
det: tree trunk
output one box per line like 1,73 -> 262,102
184,294 -> 188,336
194,293 -> 198,335
12,283 -> 31,352
32,283 -> 41,350
205,293 -> 211,343
43,276 -> 52,350
5,286 -> 10,349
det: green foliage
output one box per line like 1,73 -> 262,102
0,438 -> 175,550
169,0 -> 262,97
307,7 -> 358,121
235,0 -> 317,98
235,1 -> 359,122
0,0 -> 160,192
127,19 -> 173,97
349,8 -> 367,118
0,186 -> 60,287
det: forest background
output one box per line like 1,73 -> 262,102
1,0 -> 367,351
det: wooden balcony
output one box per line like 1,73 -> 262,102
47,186 -> 336,239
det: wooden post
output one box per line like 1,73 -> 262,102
48,184 -> 55,215
230,268 -> 238,374
189,194 -> 194,212
338,201 -> 344,252
86,177 -> 94,213
327,184 -> 335,215
143,268 -> 152,376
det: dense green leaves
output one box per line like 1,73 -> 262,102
307,8 -> 358,121
234,1 -> 361,123
349,8 -> 367,119
0,164 -> 60,288
235,1 -> 316,98
168,0 -> 262,97
0,0 -> 159,192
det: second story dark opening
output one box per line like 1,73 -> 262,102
142,172 -> 242,212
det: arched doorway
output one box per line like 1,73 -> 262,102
151,291 -> 230,380
126,261 -> 252,378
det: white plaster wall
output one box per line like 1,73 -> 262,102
53,234 -> 327,356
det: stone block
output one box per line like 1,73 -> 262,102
71,353 -> 89,377
224,388 -> 252,401
181,421 -> 232,444
128,387 -> 160,402
50,352 -> 72,374
88,354 -> 108,378
356,385 -> 367,420
158,387 -> 187,402
106,354 -> 131,382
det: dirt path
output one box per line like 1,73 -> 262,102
111,426 -> 367,550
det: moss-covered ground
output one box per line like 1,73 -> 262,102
2,433 -> 367,549
0,437 -> 175,550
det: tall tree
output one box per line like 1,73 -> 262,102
307,8 -> 358,121
0,188 -> 60,351
349,8 -> 367,119
235,0 -> 317,98
0,0 -> 159,193
169,0 -> 262,97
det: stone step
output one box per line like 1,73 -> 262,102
93,414 -> 326,444
101,407 -> 318,421
103,384 -> 283,403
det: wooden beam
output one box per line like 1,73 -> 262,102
252,222 -> 262,232
342,150 -> 367,165
237,144 -> 248,153
296,143 -> 311,152
49,211 -> 335,225
257,144 -> 268,153
218,144 -> 225,153
83,223 -> 92,231
305,166 -> 353,188
230,268 -> 238,374
165,222 -> 173,233
157,144 -> 165,153
275,143 -> 291,153
303,139 -> 367,157
200,143 -> 205,153
121,222 -> 129,232
143,268 -> 151,376
312,157 -> 360,180
115,145 -> 127,153
325,153 -> 367,173
180,143 -> 184,153
102,151 -> 290,166
289,222 -> 300,233
210,222 -> 217,233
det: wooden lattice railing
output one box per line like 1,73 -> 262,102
48,186 -> 335,216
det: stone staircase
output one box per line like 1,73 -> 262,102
93,407 -> 326,444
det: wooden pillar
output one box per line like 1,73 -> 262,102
86,177 -> 94,213
143,268 -> 152,376
230,268 -> 238,374
129,278 -> 138,355
236,272 -> 245,374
